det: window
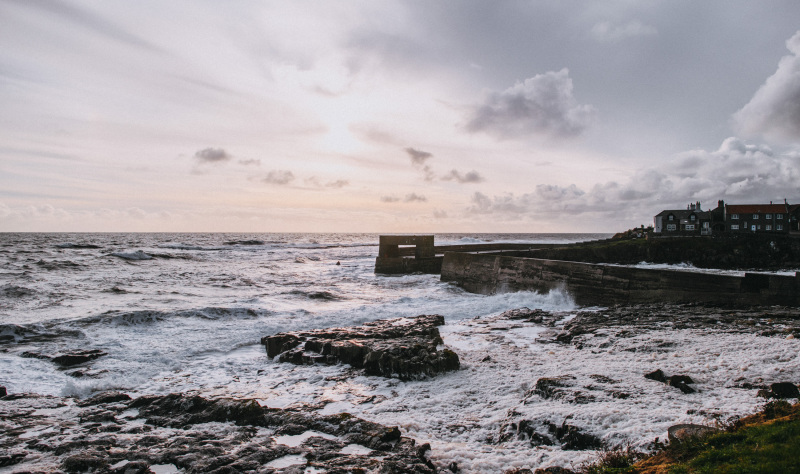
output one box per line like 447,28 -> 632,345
778,214 -> 784,219
666,224 -> 676,231
731,225 -> 740,230
766,214 -> 772,219
731,214 -> 739,219
777,225 -> 783,231
685,224 -> 695,230
753,214 -> 759,219
668,215 -> 674,221
690,214 -> 696,221
766,225 -> 772,231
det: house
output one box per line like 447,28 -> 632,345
724,202 -> 790,233
653,202 -> 711,235
654,199 -> 795,235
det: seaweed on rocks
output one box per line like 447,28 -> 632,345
262,314 -> 460,380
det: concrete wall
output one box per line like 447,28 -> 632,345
440,252 -> 800,306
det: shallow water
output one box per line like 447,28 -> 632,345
4,232 -> 797,472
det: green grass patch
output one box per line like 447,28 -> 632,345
667,417 -> 800,473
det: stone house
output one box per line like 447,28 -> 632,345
653,202 -> 711,235
724,202 -> 791,233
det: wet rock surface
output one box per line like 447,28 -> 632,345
0,391 -> 436,473
262,314 -> 460,380
558,303 -> 800,341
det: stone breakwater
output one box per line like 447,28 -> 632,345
0,391 -> 436,473
261,314 -> 460,380
440,252 -> 800,306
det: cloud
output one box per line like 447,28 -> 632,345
535,183 -> 585,200
405,147 -> 435,181
325,179 -> 350,188
380,193 -> 428,203
590,20 -> 657,43
194,147 -> 232,164
461,136 -> 800,222
733,30 -> 800,142
405,147 -> 433,165
238,159 -> 261,166
404,193 -> 427,202
433,209 -> 448,219
262,170 -> 295,185
441,169 -> 485,183
305,177 -> 350,188
465,69 -> 595,140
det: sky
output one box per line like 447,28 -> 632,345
2,0 -> 800,233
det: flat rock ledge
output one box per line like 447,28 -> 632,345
0,391 -> 436,473
261,314 -> 460,380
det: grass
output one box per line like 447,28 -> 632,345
579,401 -> 800,474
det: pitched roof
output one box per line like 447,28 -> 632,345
655,209 -> 708,218
726,204 -> 787,214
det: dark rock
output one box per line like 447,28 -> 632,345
506,469 -> 534,474
669,375 -> 694,385
667,424 -> 720,442
449,461 -> 460,472
644,369 -> 667,383
0,453 -> 26,467
63,454 -> 109,472
4,392 -> 436,473
547,421 -> 603,451
52,349 -> 108,367
668,378 -> 696,394
499,307 -> 549,323
534,468 -> 574,474
769,382 -> 800,399
517,420 -> 554,446
262,314 -> 460,380
0,386 -> 6,398
533,377 -> 573,400
77,391 -> 132,407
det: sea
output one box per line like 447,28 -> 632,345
3,232 -> 799,472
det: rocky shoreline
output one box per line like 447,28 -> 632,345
0,391 -> 436,473
2,303 -> 799,473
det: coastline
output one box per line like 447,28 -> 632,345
3,301 -> 799,473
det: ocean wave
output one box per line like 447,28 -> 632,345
159,244 -> 211,251
0,284 -> 35,298
110,251 -> 153,261
55,243 -> 102,249
0,323 -> 84,344
76,307 -> 270,326
34,259 -> 84,270
288,290 -> 344,301
223,240 -> 265,246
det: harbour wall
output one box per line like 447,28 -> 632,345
440,251 -> 800,306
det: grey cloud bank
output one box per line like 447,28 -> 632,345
1,1 -> 800,232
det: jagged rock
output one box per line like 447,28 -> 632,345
499,307 -> 549,323
0,386 -> 6,398
528,376 -> 595,404
53,349 -> 108,367
644,369 -> 667,383
63,454 -> 109,472
769,382 -> 800,399
1,392 -> 436,473
518,420 -> 554,446
546,421 -> 603,451
535,468 -> 574,474
77,391 -> 132,407
645,370 -> 696,393
668,377 -> 696,394
667,424 -> 720,442
261,314 -> 460,380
